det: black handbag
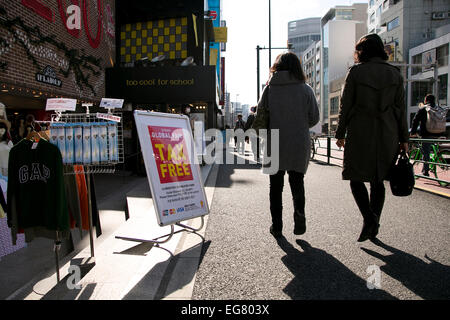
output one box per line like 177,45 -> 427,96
389,150 -> 415,196
252,86 -> 270,131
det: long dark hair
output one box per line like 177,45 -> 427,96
424,94 -> 436,107
270,52 -> 306,81
354,33 -> 389,63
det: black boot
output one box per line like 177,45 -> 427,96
270,225 -> 282,238
358,217 -> 378,242
370,215 -> 381,240
293,211 -> 306,235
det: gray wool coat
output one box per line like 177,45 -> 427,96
335,57 -> 409,182
256,71 -> 320,174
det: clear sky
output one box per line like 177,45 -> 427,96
222,0 -> 357,107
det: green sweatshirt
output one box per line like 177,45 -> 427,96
7,138 -> 69,244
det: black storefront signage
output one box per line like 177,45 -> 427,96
105,66 -> 216,104
35,66 -> 62,87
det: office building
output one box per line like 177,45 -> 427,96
374,0 -> 449,64
288,18 -> 321,60
320,3 -> 368,134
408,24 -> 449,127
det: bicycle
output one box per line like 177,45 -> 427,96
408,139 -> 450,187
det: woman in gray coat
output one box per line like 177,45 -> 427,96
335,34 -> 409,242
254,52 -> 320,238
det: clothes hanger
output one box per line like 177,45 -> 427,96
25,130 -> 41,142
25,121 -> 41,142
38,129 -> 50,140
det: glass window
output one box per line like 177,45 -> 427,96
369,0 -> 375,7
377,5 -> 382,17
412,54 -> 422,76
438,74 -> 448,106
411,80 -> 433,106
330,97 -> 339,115
387,17 -> 400,31
383,0 -> 389,10
336,9 -> 353,20
370,12 -> 376,24
436,44 -> 449,67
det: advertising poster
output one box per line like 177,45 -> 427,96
134,111 -> 209,226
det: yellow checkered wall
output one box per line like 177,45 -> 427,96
120,17 -> 188,63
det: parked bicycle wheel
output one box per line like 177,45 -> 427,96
435,149 -> 450,187
409,143 -> 423,179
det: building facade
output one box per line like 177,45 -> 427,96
0,1 -> 115,115
376,0 -> 449,65
288,17 -> 321,60
408,24 -> 449,128
320,4 -> 368,134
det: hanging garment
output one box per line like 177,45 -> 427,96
7,139 -> 70,244
0,185 -> 6,218
74,165 -> 89,231
63,167 -> 83,237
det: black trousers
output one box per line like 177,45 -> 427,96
269,170 -> 305,231
350,180 -> 385,225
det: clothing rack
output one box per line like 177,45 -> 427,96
36,111 -> 123,283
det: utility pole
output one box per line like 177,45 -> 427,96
269,0 -> 271,68
257,45 -> 260,102
256,46 -> 293,101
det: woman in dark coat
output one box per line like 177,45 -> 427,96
335,34 -> 409,242
254,52 -> 320,238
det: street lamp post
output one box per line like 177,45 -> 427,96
269,0 -> 271,68
256,46 -> 293,101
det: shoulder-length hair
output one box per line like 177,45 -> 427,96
354,33 -> 389,63
270,52 -> 306,81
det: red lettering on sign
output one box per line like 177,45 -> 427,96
58,0 -> 80,38
83,0 -> 103,49
21,0 -> 54,22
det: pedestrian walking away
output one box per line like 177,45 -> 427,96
245,106 -> 258,161
409,94 -> 447,176
254,51 -> 320,238
234,114 -> 246,155
335,33 -> 409,242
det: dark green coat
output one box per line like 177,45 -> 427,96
335,58 -> 409,182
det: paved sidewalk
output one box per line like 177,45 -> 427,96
3,164 -> 217,300
2,144 -> 449,300
192,150 -> 450,300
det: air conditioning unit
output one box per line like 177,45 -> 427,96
432,12 -> 446,20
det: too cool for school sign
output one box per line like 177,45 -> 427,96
134,111 -> 209,227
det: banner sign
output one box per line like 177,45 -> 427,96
36,66 -> 62,87
100,98 -> 124,109
46,98 -> 77,111
105,66 -> 216,104
422,49 -> 436,72
134,111 -> 209,226
96,113 -> 122,123
213,27 -> 228,43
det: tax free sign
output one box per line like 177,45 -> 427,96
134,111 -> 209,226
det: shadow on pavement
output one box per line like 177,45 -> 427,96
39,258 -> 97,300
122,240 -> 211,300
361,238 -> 450,300
274,237 -> 397,300
215,151 -> 262,189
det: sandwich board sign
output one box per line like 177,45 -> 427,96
134,110 -> 209,226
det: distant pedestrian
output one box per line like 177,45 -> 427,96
254,51 -> 320,238
335,33 -> 409,242
245,106 -> 258,160
234,114 -> 246,155
410,94 -> 446,176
